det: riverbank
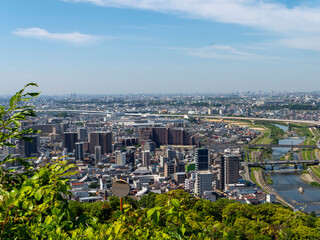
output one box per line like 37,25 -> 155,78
253,169 -> 294,209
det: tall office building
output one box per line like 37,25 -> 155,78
219,154 -> 240,191
63,132 -> 77,153
75,142 -> 84,161
22,135 -> 39,158
89,131 -> 112,154
195,148 -> 209,171
195,172 -> 213,196
142,150 -> 151,167
95,146 -> 102,165
77,127 -> 88,141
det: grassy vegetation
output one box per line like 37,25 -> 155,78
292,127 -> 319,160
250,126 -> 270,144
244,147 -> 272,162
266,173 -> 274,185
310,182 -> 320,187
250,167 -> 260,186
289,123 -> 313,138
254,131 -> 270,144
251,123 -> 285,144
250,123 -> 285,150
265,124 -> 285,144
310,166 -> 320,179
280,153 -> 294,161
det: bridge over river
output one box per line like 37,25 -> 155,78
247,144 -> 317,149
242,160 -> 319,167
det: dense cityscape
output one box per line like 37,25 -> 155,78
2,0 -> 320,238
2,92 -> 320,210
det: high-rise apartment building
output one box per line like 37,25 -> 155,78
195,148 -> 209,171
142,150 -> 150,167
195,171 -> 213,196
219,154 -> 240,191
22,135 -> 39,158
139,127 -> 196,147
164,162 -> 175,178
77,127 -> 88,141
63,132 -> 78,153
89,131 -> 112,154
127,150 -> 135,165
95,146 -> 101,165
75,142 -> 84,161
115,150 -> 126,166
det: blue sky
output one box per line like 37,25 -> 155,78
1,0 -> 320,95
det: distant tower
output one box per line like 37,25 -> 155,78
95,146 -> 102,165
75,142 -> 84,161
195,148 -> 209,171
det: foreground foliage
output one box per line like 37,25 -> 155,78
1,84 -> 320,239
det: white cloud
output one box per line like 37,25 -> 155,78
61,0 -> 320,34
13,28 -> 98,45
173,44 -> 254,59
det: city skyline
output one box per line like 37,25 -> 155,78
1,0 -> 320,95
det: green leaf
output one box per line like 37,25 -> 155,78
37,213 -> 42,223
171,199 -> 180,208
114,223 -> 122,234
26,92 -> 40,97
25,83 -> 38,87
9,94 -> 18,107
179,225 -> 186,236
52,207 -> 61,216
153,211 -> 160,224
147,208 -> 155,218
35,189 -> 43,201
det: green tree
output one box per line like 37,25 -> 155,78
138,192 -> 158,208
0,84 -> 78,239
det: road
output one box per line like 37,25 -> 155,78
35,109 -> 320,126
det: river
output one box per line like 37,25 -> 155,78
267,124 -> 320,213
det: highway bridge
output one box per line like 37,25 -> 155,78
241,160 -> 319,167
35,109 -> 320,126
247,144 -> 317,149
